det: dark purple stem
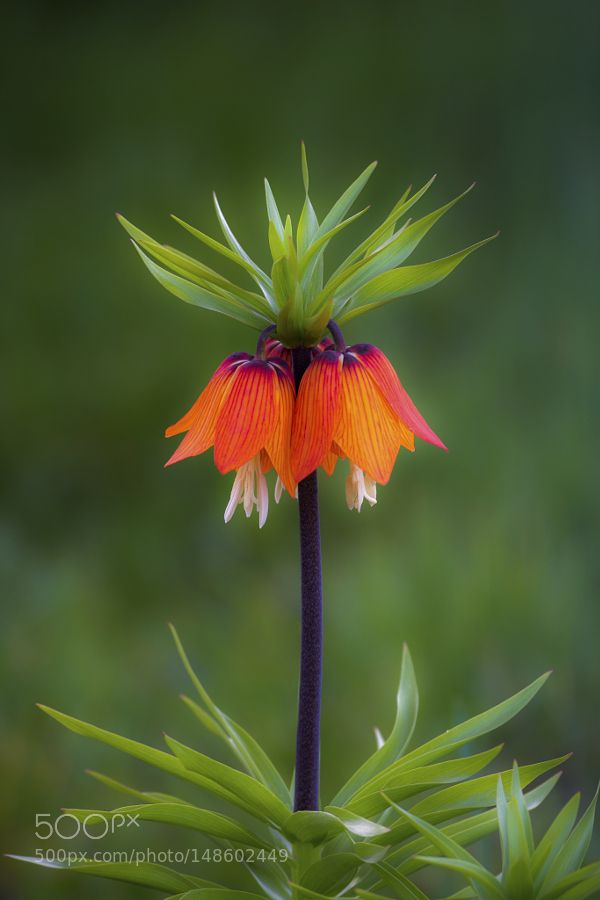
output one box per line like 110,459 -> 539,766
292,347 -> 323,811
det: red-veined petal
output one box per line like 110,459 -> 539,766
214,360 -> 277,473
291,350 -> 343,483
264,367 -> 296,496
165,367 -> 241,467
334,354 -> 406,484
165,353 -> 251,439
350,343 -> 446,450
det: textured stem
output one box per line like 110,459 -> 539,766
292,347 -> 323,811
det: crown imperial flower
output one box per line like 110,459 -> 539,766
290,326 -> 446,509
119,145 -> 494,523
165,332 -> 296,527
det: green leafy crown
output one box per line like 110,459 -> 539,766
117,146 -> 497,346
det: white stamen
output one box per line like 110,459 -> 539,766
345,463 -> 378,512
224,455 -> 270,527
274,476 -> 283,504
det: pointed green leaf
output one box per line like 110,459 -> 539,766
541,785 -> 599,891
372,862 -> 431,900
38,705 -> 257,815
542,863 -> 600,900
337,233 -> 498,321
301,142 -> 310,193
390,775 -> 560,878
65,802 -> 268,848
532,793 -> 580,890
8,856 -> 210,893
170,626 -> 291,808
380,672 -> 549,776
264,179 -> 285,239
315,161 -> 377,240
86,769 -> 191,806
415,856 -> 504,900
329,185 -> 475,302
333,644 -> 419,806
164,735 -> 290,827
329,175 -> 436,278
172,212 -> 275,307
348,745 -> 504,818
132,243 -> 270,328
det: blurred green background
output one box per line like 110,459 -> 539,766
2,1 -> 599,897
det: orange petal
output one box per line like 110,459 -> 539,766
264,367 -> 296,496
350,344 -> 446,450
165,366 -> 241,467
291,350 -> 343,483
322,446 -> 339,476
334,354 -> 405,484
214,360 -> 277,473
165,353 -> 251,439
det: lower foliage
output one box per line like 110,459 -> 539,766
10,627 -> 598,900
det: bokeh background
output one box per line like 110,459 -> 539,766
2,2 -> 599,897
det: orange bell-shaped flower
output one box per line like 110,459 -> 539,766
166,350 -> 296,527
291,339 -> 446,511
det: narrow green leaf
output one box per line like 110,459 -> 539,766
297,193 -> 319,259
337,233 -> 499,321
165,735 -> 290,827
170,625 -> 291,808
38,705 -> 253,814
299,207 -> 370,282
372,758 -> 567,846
264,179 -> 285,238
86,770 -> 191,806
315,161 -> 377,240
329,175 -> 436,278
415,856 -> 504,900
137,239 -> 272,316
330,184 -> 475,302
531,793 -> 580,889
380,672 -> 549,776
542,864 -> 600,900
386,775 -> 560,877
348,745 -> 504,818
172,212 -> 275,307
373,862 -> 430,899
301,142 -> 310,193
9,856 -> 210,893
166,891 -> 270,900
65,802 -> 268,848
333,644 -> 419,806
503,764 -> 533,896
132,243 -> 270,328
212,193 -> 273,292
541,785 -> 599,891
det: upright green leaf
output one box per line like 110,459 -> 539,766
314,161 -> 377,239
332,644 -> 419,806
170,625 -> 291,808
541,785 -> 599,891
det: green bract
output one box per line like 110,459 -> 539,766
12,630 -> 594,899
118,146 -> 497,347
